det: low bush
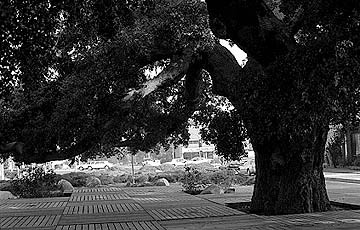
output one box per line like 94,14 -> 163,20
207,170 -> 235,187
113,174 -> 130,183
149,171 -> 184,183
139,165 -> 159,173
180,166 -> 207,195
187,163 -> 217,172
10,167 -> 58,198
157,164 -> 176,172
207,169 -> 255,186
109,165 -> 122,171
135,174 -> 149,184
95,173 -> 114,185
351,156 -> 360,167
0,180 -> 12,191
180,166 -> 255,195
5,170 -> 18,180
348,166 -> 360,171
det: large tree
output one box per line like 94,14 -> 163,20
205,0 -> 360,214
1,0 -> 360,215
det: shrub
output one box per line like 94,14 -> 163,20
326,127 -> 345,167
110,165 -> 122,171
180,167 -> 254,195
157,164 -> 176,172
113,174 -> 130,183
150,171 -> 184,183
139,165 -> 159,173
0,181 -> 12,191
5,170 -> 18,180
187,163 -> 217,172
95,173 -> 114,185
207,170 -> 235,187
180,166 -> 207,195
10,167 -> 57,198
135,174 -> 149,184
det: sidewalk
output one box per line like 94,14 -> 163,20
324,168 -> 360,184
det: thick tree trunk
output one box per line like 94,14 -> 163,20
249,124 -> 331,215
205,41 -> 331,214
204,0 -> 334,215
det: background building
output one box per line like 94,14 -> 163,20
179,127 -> 217,160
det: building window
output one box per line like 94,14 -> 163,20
205,151 -> 214,159
188,140 -> 199,145
183,152 -> 200,159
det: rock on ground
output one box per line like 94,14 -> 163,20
155,178 -> 170,186
86,176 -> 102,187
0,191 -> 17,200
57,179 -> 74,192
200,184 -> 224,195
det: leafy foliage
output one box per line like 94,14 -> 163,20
326,127 -> 345,167
180,166 -> 207,195
10,167 -> 58,198
199,109 -> 247,160
180,166 -> 254,194
0,0 -> 215,162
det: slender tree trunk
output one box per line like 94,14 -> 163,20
0,160 -> 4,181
325,151 -> 334,168
249,124 -> 331,215
131,153 -> 135,184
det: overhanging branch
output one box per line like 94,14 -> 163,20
204,42 -> 263,99
206,0 -> 296,66
123,50 -> 194,102
136,60 -> 205,150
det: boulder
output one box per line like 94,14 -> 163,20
86,176 -> 101,187
200,184 -> 224,195
57,179 -> 74,193
0,191 -> 17,200
143,181 -> 154,187
154,178 -> 170,186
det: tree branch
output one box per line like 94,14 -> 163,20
123,51 -> 194,102
130,59 -> 205,151
205,0 -> 296,66
258,0 -> 296,50
204,42 -> 263,99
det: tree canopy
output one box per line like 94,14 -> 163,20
1,0 -> 360,214
1,0 -> 218,162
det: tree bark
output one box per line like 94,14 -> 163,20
249,125 -> 331,215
